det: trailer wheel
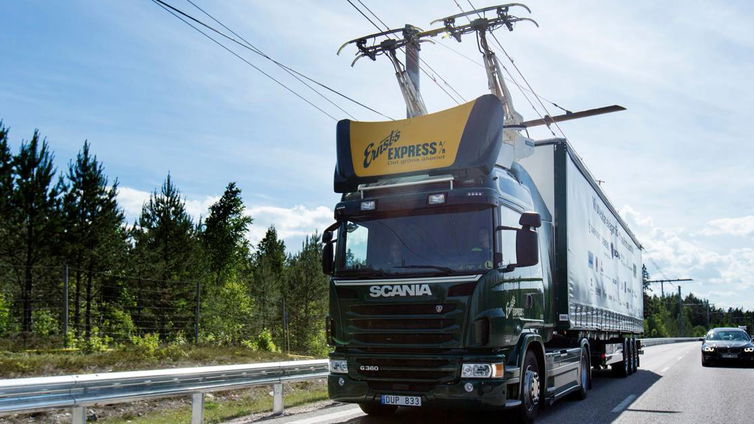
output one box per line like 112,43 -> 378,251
574,344 -> 591,400
358,402 -> 397,416
612,339 -> 629,378
517,350 -> 542,423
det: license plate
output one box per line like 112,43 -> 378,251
380,394 -> 422,407
722,354 -> 738,359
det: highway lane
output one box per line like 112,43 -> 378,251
237,342 -> 754,424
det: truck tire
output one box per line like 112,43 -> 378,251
574,344 -> 591,400
612,339 -> 629,378
358,402 -> 397,416
516,350 -> 542,423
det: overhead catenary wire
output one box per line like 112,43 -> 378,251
345,0 -> 466,105
456,1 -> 551,130
439,3 -> 571,115
447,0 -> 558,136
465,0 -> 567,138
178,0 -> 393,121
153,0 -> 342,121
354,0 -> 467,103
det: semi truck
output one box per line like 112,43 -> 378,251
321,5 -> 643,422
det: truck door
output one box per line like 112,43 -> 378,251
498,205 -> 545,329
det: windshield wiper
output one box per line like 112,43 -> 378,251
395,265 -> 454,273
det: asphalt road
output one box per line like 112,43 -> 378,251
237,342 -> 754,424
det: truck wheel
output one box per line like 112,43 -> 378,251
612,339 -> 629,378
574,344 -> 590,400
358,402 -> 397,416
631,339 -> 639,373
517,350 -> 542,423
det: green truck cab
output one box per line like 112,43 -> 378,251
321,95 -> 643,422
323,5 -> 643,422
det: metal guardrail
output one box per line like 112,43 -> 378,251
0,359 -> 328,424
0,338 -> 701,423
639,337 -> 699,347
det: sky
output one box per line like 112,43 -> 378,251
1,1 -> 753,309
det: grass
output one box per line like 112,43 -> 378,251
101,382 -> 329,424
0,345 -> 300,379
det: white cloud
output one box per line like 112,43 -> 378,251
118,186 -> 218,224
118,186 -> 333,252
700,216 -> 754,237
117,187 -> 151,223
620,206 -> 754,310
246,205 -> 334,250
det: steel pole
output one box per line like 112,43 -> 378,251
191,392 -> 204,424
678,286 -> 683,336
405,26 -> 420,118
63,265 -> 69,348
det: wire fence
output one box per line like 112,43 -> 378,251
0,263 -> 204,348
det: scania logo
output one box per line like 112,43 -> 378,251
368,284 -> 432,298
359,365 -> 379,372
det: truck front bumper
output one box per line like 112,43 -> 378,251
328,373 -> 522,410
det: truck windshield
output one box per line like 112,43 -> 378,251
335,207 -> 494,277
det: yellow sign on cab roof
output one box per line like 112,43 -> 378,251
334,95 -> 504,193
349,100 -> 475,177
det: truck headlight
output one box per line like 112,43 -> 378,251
703,346 -> 715,352
329,359 -> 348,374
744,347 -> 754,353
461,363 -> 504,379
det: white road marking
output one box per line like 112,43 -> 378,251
611,394 -> 637,413
287,407 -> 363,424
661,366 -> 670,373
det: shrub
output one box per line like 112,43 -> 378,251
32,309 -> 59,338
129,333 -> 160,357
242,329 -> 279,352
101,307 -> 136,342
0,293 -> 9,337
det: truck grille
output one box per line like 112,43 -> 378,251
347,302 -> 463,348
350,303 -> 456,315
352,318 -> 455,330
353,356 -> 458,384
354,333 -> 454,344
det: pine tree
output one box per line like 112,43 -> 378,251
7,131 -> 60,333
251,226 -> 286,339
0,122 -> 12,221
202,182 -> 252,288
284,234 -> 328,355
131,175 -> 201,340
60,141 -> 125,340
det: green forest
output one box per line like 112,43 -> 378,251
1,121 -> 753,360
0,122 -> 329,356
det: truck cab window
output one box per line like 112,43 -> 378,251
335,208 -> 494,277
500,206 -> 521,266
343,222 -> 368,269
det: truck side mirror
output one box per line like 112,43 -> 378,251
496,211 -> 541,271
321,222 -> 339,276
515,226 -> 539,267
519,211 -> 542,228
322,242 -> 334,275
